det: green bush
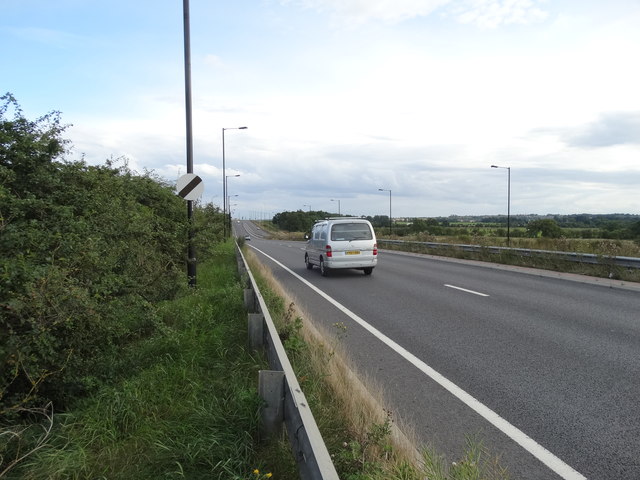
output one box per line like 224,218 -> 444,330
0,94 -> 211,414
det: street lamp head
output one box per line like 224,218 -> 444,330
491,165 -> 498,168
239,126 -> 248,130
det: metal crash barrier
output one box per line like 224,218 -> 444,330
378,239 -> 640,269
236,244 -> 339,480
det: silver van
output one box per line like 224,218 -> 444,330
305,218 -> 378,276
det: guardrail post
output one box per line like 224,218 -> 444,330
259,370 -> 285,438
248,313 -> 265,351
236,241 -> 340,480
244,288 -> 257,312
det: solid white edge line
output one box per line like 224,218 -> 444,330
249,244 -> 587,480
444,284 -> 490,297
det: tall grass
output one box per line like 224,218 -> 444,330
2,242 -> 270,480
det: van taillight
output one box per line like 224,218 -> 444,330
325,245 -> 332,257
373,244 -> 378,255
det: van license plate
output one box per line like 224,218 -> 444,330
346,251 -> 360,255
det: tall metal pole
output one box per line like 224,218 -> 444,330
183,0 -> 196,286
378,188 -> 392,235
331,199 -> 341,215
507,167 -> 511,247
226,175 -> 240,236
222,128 -> 226,239
388,190 -> 392,236
491,165 -> 511,247
221,127 -> 247,239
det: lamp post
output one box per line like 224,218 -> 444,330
491,165 -> 511,246
225,174 -> 240,236
222,126 -> 247,238
303,204 -> 311,212
378,188 -> 392,235
330,198 -> 341,216
226,188 -> 239,237
182,0 -> 197,286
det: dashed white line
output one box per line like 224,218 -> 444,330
444,284 -> 490,297
250,244 -> 587,480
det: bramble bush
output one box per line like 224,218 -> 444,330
0,93 -> 221,416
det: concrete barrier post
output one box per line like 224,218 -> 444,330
244,288 -> 256,312
259,370 -> 285,438
248,313 -> 265,351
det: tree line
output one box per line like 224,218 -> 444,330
271,209 -> 640,241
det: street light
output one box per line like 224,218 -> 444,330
303,204 -> 311,212
330,198 -> 341,216
182,0 -> 196,286
222,126 -> 247,238
491,165 -> 511,246
226,184 -> 239,237
378,188 -> 392,235
225,174 -> 240,226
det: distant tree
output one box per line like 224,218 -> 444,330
526,219 -> 562,238
365,215 -> 389,228
411,219 -> 428,233
272,210 -> 329,232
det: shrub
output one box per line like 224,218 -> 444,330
0,94 -> 202,414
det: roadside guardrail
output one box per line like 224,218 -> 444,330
236,244 -> 339,480
378,240 -> 640,269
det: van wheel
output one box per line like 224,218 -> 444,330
305,254 -> 313,270
320,258 -> 328,277
363,267 -> 373,275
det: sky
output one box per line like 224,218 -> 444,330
2,0 -> 640,219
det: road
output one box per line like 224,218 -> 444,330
235,221 -> 640,480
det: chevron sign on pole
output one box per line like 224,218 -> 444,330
176,173 -> 204,201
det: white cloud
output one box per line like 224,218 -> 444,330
281,0 -> 451,25
281,0 -> 549,28
203,54 -> 226,68
452,0 -> 549,28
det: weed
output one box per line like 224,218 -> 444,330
421,435 -> 511,480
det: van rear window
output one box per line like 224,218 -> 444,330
330,223 -> 373,241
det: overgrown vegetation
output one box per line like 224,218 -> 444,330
1,94 -> 270,478
2,244 -> 269,479
1,93 -> 190,415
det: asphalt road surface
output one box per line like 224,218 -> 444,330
235,220 -> 640,480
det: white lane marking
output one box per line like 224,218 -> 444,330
249,244 -> 587,480
445,284 -> 490,297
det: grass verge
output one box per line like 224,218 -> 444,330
1,242 -> 275,480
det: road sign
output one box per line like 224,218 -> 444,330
176,173 -> 204,201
